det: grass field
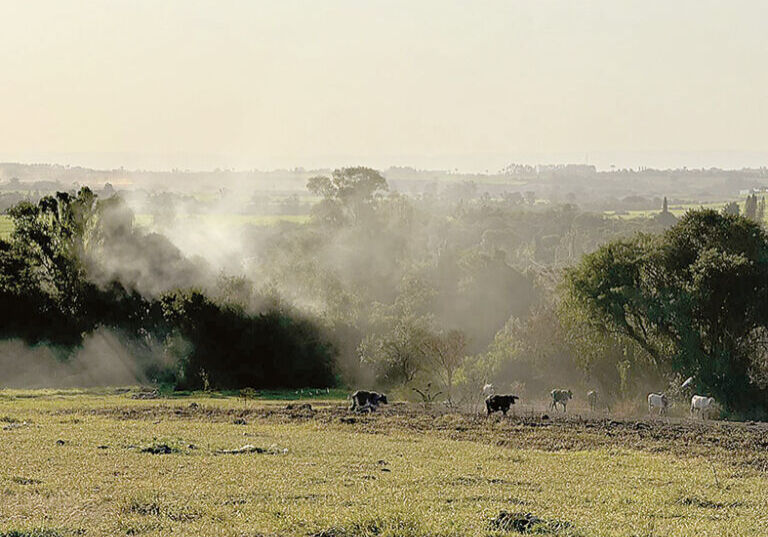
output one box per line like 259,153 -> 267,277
606,198 -> 768,222
1,389 -> 767,536
605,201 -> 733,220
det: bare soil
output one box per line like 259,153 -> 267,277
59,400 -> 768,472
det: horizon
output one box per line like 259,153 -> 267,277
2,150 -> 768,175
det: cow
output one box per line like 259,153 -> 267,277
550,389 -> 573,412
690,395 -> 716,420
587,390 -> 599,412
349,390 -> 388,412
648,393 -> 668,416
485,394 -> 519,416
482,383 -> 496,397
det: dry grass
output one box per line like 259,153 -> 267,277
0,389 -> 767,536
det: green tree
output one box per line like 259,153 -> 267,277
9,188 -> 97,307
307,167 -> 388,225
563,209 -> 768,415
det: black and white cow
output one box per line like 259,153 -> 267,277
349,390 -> 388,412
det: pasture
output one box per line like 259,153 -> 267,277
0,390 -> 767,536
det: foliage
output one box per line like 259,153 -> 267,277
420,329 -> 467,401
479,300 -> 582,398
564,209 -> 768,415
359,313 -> 431,387
160,290 -> 336,390
0,189 -> 337,391
307,167 -> 388,225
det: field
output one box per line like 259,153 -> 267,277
1,391 -> 768,536
605,202 -> 732,219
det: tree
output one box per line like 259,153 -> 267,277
483,301 -> 580,398
358,313 -> 430,386
9,188 -> 97,307
563,209 -> 768,415
307,167 -> 388,225
161,289 -> 336,390
421,329 -> 467,401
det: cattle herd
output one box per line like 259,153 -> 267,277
349,382 -> 720,420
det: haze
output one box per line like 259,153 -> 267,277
1,0 -> 767,171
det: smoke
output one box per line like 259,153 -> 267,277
0,328 -> 152,388
0,164 -> 676,393
84,196 -> 213,298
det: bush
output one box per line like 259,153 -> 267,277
161,290 -> 336,390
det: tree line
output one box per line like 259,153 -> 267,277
0,188 -> 335,390
2,169 -> 767,418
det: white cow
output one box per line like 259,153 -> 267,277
690,395 -> 716,420
482,383 -> 496,397
648,393 -> 668,416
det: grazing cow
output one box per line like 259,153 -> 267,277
690,395 -> 716,420
587,390 -> 599,412
485,394 -> 519,416
550,389 -> 573,412
482,383 -> 496,397
349,390 -> 388,412
648,393 -> 668,416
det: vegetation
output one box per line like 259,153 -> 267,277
564,210 -> 768,417
0,189 -> 336,390
0,390 -> 767,536
1,166 -> 768,417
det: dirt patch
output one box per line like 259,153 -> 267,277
12,476 -> 42,485
285,403 -> 313,411
60,402 -> 768,470
131,390 -> 161,400
0,531 -> 68,537
674,495 -> 742,509
489,511 -> 575,534
216,444 -> 265,455
140,443 -> 179,455
123,499 -> 201,522
2,421 -> 31,431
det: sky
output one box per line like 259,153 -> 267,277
0,0 -> 767,172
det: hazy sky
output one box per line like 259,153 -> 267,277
1,0 -> 767,171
